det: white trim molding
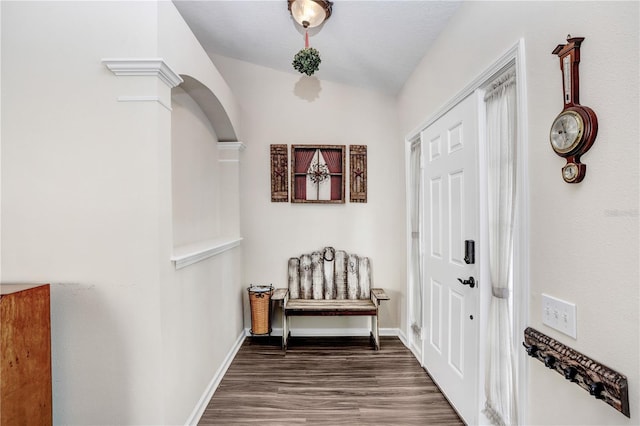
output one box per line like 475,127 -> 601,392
217,142 -> 246,151
218,142 -> 246,163
185,329 -> 246,426
513,38 -> 530,426
102,58 -> 183,88
397,328 -> 409,349
406,42 -> 525,142
171,236 -> 242,270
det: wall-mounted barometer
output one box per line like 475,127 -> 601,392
550,35 -> 598,183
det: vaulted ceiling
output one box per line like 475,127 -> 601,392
173,1 -> 462,95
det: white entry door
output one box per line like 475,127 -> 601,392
422,93 -> 479,424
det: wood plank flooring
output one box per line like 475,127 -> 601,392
199,336 -> 463,425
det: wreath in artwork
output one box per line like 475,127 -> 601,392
308,161 -> 330,183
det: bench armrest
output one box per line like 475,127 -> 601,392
272,288 -> 288,301
371,288 -> 389,305
273,288 -> 289,308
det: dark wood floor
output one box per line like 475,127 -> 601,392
199,336 -> 463,425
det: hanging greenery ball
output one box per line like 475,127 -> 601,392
292,47 -> 321,76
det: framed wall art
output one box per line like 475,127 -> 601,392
270,144 -> 289,202
290,145 -> 345,203
349,145 -> 367,203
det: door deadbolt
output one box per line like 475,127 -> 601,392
464,240 -> 475,264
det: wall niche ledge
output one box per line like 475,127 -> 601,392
171,236 -> 242,270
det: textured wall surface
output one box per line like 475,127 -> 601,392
398,2 -> 639,425
1,2 -> 244,424
212,54 -> 406,333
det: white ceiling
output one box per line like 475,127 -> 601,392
173,0 -> 462,95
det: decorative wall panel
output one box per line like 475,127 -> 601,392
430,177 -> 442,258
349,145 -> 367,203
430,279 -> 442,352
449,171 -> 465,265
270,144 -> 289,202
449,290 -> 464,375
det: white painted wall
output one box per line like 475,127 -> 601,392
2,3 -> 165,423
162,86 -> 244,425
158,1 -> 241,142
171,86 -> 221,246
0,2 -> 3,284
1,2 -> 243,424
211,55 -> 406,333
158,21 -> 244,426
398,2 -> 639,425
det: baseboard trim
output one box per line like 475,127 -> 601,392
244,327 -> 400,338
185,329 -> 246,426
381,327 -> 400,337
396,329 -> 424,366
397,328 -> 408,346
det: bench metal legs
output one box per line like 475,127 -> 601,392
282,312 -> 288,350
281,311 -> 381,351
371,314 -> 380,350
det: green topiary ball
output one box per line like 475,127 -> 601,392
292,47 -> 321,76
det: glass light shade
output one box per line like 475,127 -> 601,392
290,0 -> 328,28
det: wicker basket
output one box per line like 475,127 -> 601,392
248,285 -> 273,335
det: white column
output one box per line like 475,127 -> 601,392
218,142 -> 246,237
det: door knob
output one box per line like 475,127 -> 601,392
457,277 -> 476,288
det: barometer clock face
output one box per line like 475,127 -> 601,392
550,110 -> 584,155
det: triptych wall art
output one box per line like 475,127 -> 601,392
270,144 -> 367,204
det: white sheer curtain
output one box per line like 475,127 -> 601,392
409,139 -> 423,336
483,69 -> 518,426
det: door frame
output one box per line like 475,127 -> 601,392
404,136 -> 425,361
404,39 -> 529,424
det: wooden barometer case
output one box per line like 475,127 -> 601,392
550,36 -> 598,183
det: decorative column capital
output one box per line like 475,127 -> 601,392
218,142 -> 246,163
102,58 -> 183,88
217,142 -> 247,151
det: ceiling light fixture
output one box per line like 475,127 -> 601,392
288,0 -> 333,29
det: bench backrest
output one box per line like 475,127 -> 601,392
288,247 -> 371,300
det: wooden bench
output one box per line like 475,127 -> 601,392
273,247 -> 390,350
273,288 -> 389,350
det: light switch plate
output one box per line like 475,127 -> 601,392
542,293 -> 577,339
